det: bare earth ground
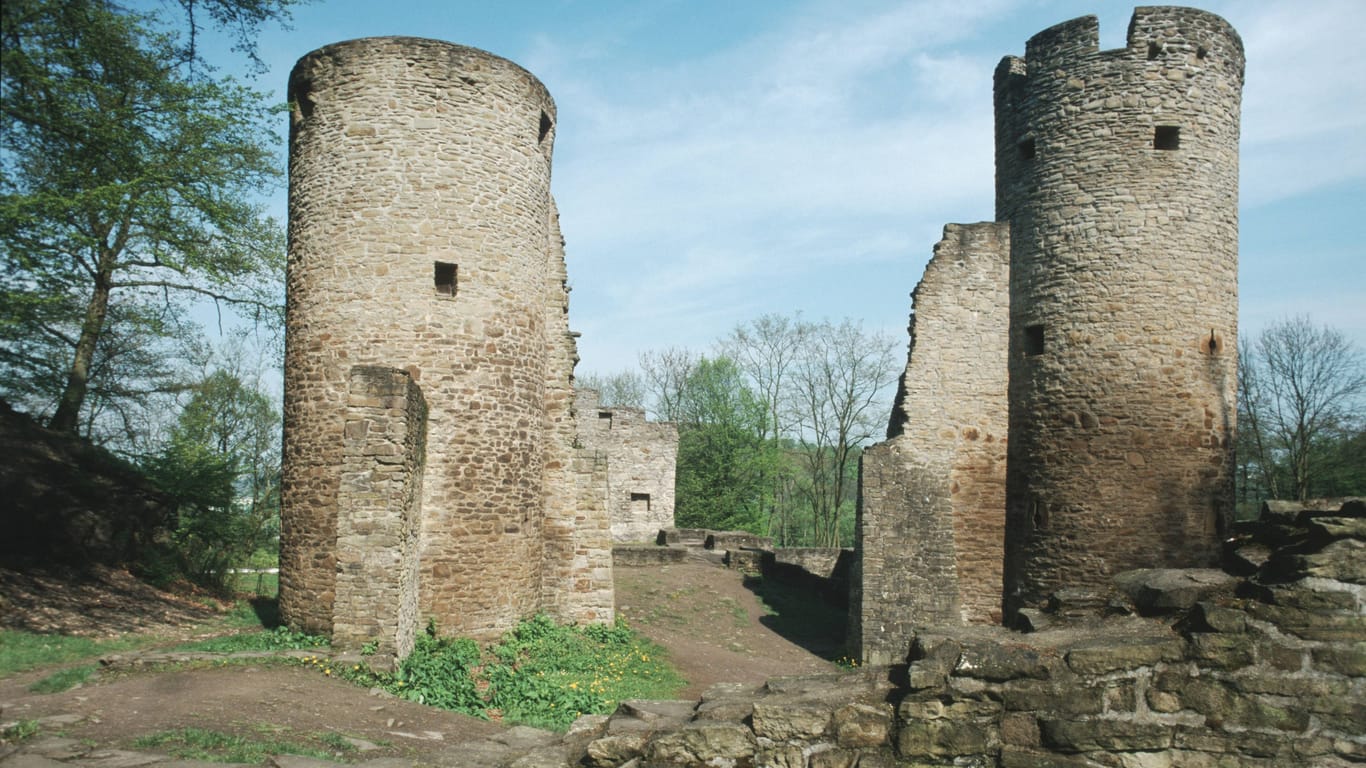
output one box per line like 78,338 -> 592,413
0,562 -> 837,762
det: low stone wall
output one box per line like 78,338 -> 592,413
612,545 -> 687,567
566,499 -> 1364,766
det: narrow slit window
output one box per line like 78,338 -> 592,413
1154,125 -> 1180,150
1147,41 -> 1162,60
1025,324 -> 1045,356
1018,137 -> 1036,161
538,111 -> 552,143
434,261 -> 457,296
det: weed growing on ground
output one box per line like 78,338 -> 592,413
317,615 -> 683,731
27,664 -> 96,693
173,625 -> 328,653
1,719 -> 40,744
134,727 -> 348,763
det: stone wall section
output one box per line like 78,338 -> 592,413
996,8 -> 1243,616
575,389 -> 679,543
281,37 -> 609,642
540,203 -> 615,626
853,222 -> 1010,664
331,366 -> 426,659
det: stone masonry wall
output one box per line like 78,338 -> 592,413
996,8 -> 1243,617
541,204 -> 615,626
331,366 -> 426,659
281,37 -> 604,641
575,389 -> 679,543
853,222 -> 1009,664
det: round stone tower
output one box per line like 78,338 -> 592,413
995,8 -> 1244,617
280,38 -> 557,636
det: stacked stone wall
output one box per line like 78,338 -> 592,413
996,8 -> 1243,616
853,222 -> 1010,664
281,37 -> 601,641
575,389 -> 679,543
541,204 -> 615,625
331,366 -> 425,659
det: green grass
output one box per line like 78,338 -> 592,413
134,727 -> 352,764
172,625 -> 328,653
322,616 -> 685,732
28,664 -> 96,693
1,719 -> 41,743
0,630 -> 149,678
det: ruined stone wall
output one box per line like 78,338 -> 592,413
575,389 -> 679,543
995,8 -> 1243,616
331,367 -> 425,659
281,37 -> 574,639
852,222 -> 1010,664
540,204 -> 615,626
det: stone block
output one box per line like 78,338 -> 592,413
1003,680 -> 1105,716
1311,644 -> 1366,677
1186,601 -> 1248,634
897,716 -> 1001,759
1113,569 -> 1237,615
644,722 -> 756,765
1064,635 -> 1185,674
584,734 -> 646,768
1039,719 -> 1173,752
832,702 -> 892,748
751,701 -> 832,741
955,637 -> 1053,681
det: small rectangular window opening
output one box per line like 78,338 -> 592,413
434,261 -> 457,296
1154,125 -> 1180,150
1025,324 -> 1045,356
598,411 -> 613,428
1018,138 -> 1036,161
630,492 -> 651,511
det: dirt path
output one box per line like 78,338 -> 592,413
1,561 -> 837,762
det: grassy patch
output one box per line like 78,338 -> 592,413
27,664 -> 96,693
0,630 -> 149,678
321,616 -> 684,731
134,727 -> 350,764
1,719 -> 41,744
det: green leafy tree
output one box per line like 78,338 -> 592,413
143,366 -> 280,590
670,356 -> 773,534
0,0 -> 293,438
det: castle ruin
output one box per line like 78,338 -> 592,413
575,389 -> 679,543
279,38 -> 618,655
854,7 -> 1242,664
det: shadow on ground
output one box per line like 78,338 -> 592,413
743,574 -> 848,660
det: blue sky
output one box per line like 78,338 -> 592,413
232,0 -> 1364,376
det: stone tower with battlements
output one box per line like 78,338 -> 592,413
854,6 -> 1241,661
280,37 -> 612,652
997,7 -> 1242,616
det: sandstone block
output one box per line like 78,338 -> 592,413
832,702 -> 892,748
644,722 -> 756,765
1039,719 -> 1173,752
751,701 -> 832,741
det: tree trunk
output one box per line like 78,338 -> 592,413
49,250 -> 115,434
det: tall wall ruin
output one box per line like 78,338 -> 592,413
854,6 -> 1241,661
280,37 -> 611,651
853,223 -> 1010,665
575,389 -> 679,543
